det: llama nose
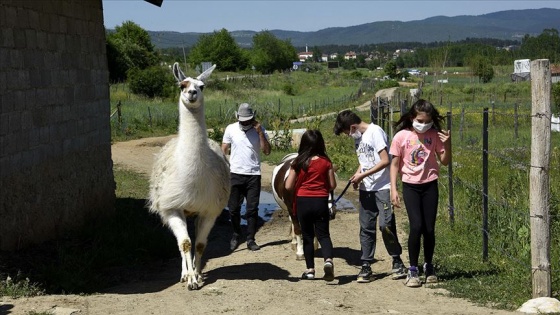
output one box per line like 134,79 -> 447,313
188,90 -> 197,97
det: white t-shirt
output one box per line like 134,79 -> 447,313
355,123 -> 391,191
222,122 -> 269,175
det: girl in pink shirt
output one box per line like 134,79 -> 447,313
389,99 -> 451,287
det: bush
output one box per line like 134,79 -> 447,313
282,83 -> 296,96
552,82 -> 560,114
128,66 -> 175,98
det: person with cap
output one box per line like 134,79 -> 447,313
221,103 -> 271,251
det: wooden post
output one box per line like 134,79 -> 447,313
529,59 -> 551,298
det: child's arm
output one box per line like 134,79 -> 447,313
437,130 -> 452,166
328,167 -> 337,191
285,168 -> 297,191
390,155 -> 401,208
350,148 -> 390,189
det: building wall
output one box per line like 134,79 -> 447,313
0,0 -> 115,250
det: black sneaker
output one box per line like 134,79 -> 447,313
391,259 -> 407,280
357,264 -> 373,283
323,261 -> 335,282
423,263 -> 438,284
247,240 -> 261,251
230,233 -> 241,251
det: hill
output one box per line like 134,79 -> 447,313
144,8 -> 560,49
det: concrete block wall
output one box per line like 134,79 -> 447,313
0,0 -> 115,250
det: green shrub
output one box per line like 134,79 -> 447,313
0,272 -> 44,298
128,66 -> 175,98
552,81 -> 560,114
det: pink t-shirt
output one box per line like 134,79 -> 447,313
389,128 -> 444,184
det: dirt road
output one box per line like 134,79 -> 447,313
0,133 -> 520,315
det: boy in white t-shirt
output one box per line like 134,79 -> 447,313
334,110 -> 406,283
222,103 -> 271,251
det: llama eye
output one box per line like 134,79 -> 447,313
180,81 -> 190,91
199,86 -> 204,91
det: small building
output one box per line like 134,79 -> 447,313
344,51 -> 357,60
298,51 -> 313,62
551,64 -> 560,83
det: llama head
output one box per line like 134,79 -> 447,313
172,62 -> 216,109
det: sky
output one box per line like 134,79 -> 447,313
102,0 -> 560,33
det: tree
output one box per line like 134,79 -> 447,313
106,21 -> 159,81
520,28 -> 560,63
311,46 -> 322,62
469,55 -> 495,83
188,28 -> 248,72
384,60 -> 398,79
251,31 -> 297,74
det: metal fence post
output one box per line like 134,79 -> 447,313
482,108 -> 489,262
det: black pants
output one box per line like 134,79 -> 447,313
228,173 -> 261,242
296,196 -> 334,269
402,180 -> 439,267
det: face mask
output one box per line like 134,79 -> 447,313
412,120 -> 433,134
349,128 -> 362,140
240,122 -> 253,131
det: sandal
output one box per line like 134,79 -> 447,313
323,261 -> 335,282
301,270 -> 315,280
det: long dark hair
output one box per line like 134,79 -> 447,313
393,99 -> 444,132
292,129 -> 330,173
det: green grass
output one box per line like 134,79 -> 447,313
434,116 -> 560,309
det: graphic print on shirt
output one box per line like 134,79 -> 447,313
405,136 -> 432,172
409,145 -> 426,166
357,142 -> 377,165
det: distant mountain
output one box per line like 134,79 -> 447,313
145,8 -> 560,49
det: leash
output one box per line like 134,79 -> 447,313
333,180 -> 352,204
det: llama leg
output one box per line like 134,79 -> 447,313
165,211 -> 195,285
193,215 -> 218,286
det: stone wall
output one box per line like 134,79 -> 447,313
0,0 -> 115,250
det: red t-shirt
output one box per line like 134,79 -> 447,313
295,156 -> 332,197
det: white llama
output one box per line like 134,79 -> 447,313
148,63 -> 230,290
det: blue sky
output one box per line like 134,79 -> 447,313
102,0 -> 560,33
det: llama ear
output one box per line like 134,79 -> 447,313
172,62 -> 187,83
197,64 -> 216,82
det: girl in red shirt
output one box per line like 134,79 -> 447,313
286,130 -> 337,281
